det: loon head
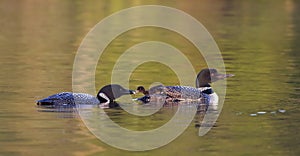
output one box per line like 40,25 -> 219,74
97,84 -> 135,104
136,86 -> 149,95
136,86 -> 146,93
196,68 -> 234,88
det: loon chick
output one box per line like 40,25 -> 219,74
135,86 -> 150,103
136,86 -> 149,95
36,84 -> 135,108
137,68 -> 234,104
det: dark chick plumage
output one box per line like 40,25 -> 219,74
136,86 -> 149,95
36,84 -> 135,108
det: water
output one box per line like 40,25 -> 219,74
1,0 -> 300,155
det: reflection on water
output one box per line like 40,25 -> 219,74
36,100 -> 216,151
78,101 -> 203,151
1,0 -> 300,155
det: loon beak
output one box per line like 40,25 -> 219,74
221,73 -> 234,79
129,90 -> 136,94
120,89 -> 136,95
213,73 -> 234,82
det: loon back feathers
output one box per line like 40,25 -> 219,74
72,93 -> 100,105
36,92 -> 99,106
37,92 -> 75,106
143,85 -> 210,104
149,86 -> 205,99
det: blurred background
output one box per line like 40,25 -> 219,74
0,0 -> 299,155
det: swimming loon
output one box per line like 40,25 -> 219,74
135,86 -> 151,103
136,86 -> 149,95
36,84 -> 135,108
136,68 -> 234,104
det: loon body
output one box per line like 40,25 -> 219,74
151,85 -> 211,103
37,84 -> 135,108
136,68 -> 233,104
36,92 -> 100,107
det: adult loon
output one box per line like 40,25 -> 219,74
135,68 -> 234,104
36,84 -> 135,108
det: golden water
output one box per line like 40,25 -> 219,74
0,0 -> 299,155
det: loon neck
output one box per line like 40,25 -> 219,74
197,84 -> 214,94
199,84 -> 211,88
97,93 -> 111,104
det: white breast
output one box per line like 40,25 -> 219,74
209,92 -> 219,105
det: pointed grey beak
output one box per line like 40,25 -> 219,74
120,89 -> 136,95
212,73 -> 234,82
219,73 -> 234,79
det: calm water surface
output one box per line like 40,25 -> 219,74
0,0 -> 299,156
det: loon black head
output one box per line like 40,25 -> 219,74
97,84 -> 135,104
196,68 -> 234,88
